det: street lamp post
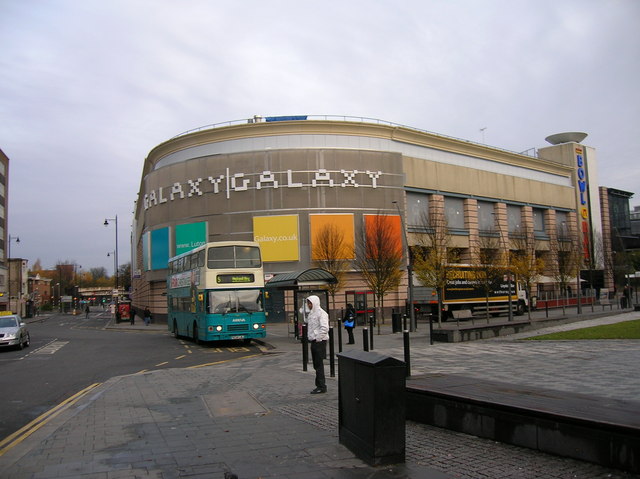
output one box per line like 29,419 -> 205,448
104,216 -> 119,303
392,201 -> 416,332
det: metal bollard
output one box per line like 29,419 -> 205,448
369,315 -> 374,350
428,313 -> 434,346
301,323 -> 308,371
403,330 -> 411,377
363,327 -> 369,351
329,327 -> 335,378
337,312 -> 343,353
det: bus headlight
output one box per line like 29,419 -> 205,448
252,323 -> 260,330
215,325 -> 223,332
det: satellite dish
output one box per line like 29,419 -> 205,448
545,132 -> 588,145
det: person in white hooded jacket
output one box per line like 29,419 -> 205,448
305,295 -> 329,394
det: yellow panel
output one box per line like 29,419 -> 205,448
253,215 -> 299,262
310,214 -> 355,260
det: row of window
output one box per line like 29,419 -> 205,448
407,193 -> 569,235
169,245 -> 263,274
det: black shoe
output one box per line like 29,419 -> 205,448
310,387 -> 327,394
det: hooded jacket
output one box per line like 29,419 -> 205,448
306,295 -> 329,341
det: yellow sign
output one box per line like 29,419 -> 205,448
253,215 -> 299,262
581,207 -> 588,219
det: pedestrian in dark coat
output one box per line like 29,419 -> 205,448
343,303 -> 356,344
144,307 -> 152,326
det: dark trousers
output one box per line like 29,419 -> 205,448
310,340 -> 327,390
345,326 -> 355,344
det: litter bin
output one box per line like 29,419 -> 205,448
391,312 -> 402,333
338,350 -> 406,465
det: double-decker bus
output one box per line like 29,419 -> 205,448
167,241 -> 266,343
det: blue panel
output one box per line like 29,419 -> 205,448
151,227 -> 170,270
142,232 -> 150,271
265,115 -> 308,122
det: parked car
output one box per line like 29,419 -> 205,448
0,314 -> 30,350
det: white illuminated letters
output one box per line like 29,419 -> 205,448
187,178 -> 203,197
257,171 -> 278,189
143,168 -> 388,210
170,182 -> 184,200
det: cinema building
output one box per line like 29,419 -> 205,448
131,116 -> 604,321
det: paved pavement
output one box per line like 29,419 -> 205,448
1,308 -> 639,478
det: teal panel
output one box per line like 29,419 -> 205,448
151,227 -> 170,270
175,222 -> 207,256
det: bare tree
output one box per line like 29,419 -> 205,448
354,213 -> 403,328
312,223 -> 353,317
411,212 -> 457,327
553,225 -> 583,314
509,226 -> 545,321
471,230 -> 505,323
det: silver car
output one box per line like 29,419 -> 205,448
0,314 -> 30,350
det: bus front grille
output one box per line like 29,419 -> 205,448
228,324 -> 249,332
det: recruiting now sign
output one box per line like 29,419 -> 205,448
253,215 -> 299,262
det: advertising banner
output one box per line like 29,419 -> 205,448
310,214 -> 355,260
253,215 -> 299,262
142,232 -> 150,271
151,227 -> 169,270
363,214 -> 402,255
175,222 -> 207,256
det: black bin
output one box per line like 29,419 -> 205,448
338,350 -> 406,466
391,312 -> 402,333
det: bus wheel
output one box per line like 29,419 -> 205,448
172,320 -> 179,338
243,338 -> 252,345
192,322 -> 199,344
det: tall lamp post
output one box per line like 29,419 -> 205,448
7,235 -> 20,313
104,216 -> 119,303
392,201 -> 416,332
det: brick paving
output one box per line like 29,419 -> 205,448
0,310 -> 638,478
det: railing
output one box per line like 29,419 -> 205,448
170,115 -> 539,158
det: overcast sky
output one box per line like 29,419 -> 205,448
1,0 -> 639,275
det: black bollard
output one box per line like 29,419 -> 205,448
403,330 -> 411,377
337,310 -> 343,353
302,323 -> 308,371
428,312 -> 434,346
363,327 -> 369,351
329,327 -> 335,378
369,315 -> 374,350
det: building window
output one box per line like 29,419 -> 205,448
406,192 -> 429,228
445,197 -> 465,230
507,204 -> 522,234
477,201 -> 495,233
533,208 -> 546,234
556,211 -> 569,236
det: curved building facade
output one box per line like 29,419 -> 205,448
131,116 -> 598,321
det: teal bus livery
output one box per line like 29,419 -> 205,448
167,241 -> 266,343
